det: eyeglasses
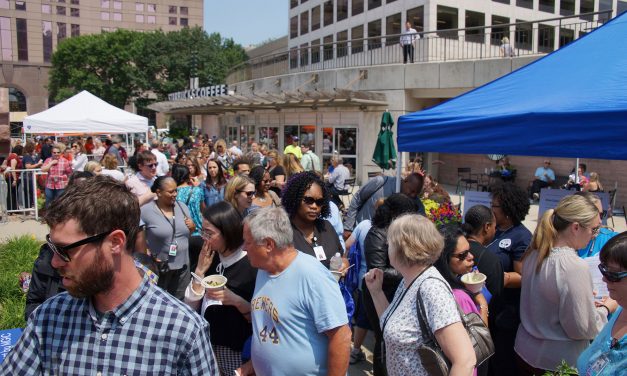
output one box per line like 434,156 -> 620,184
201,229 -> 217,241
302,196 -> 325,207
144,163 -> 157,169
599,210 -> 607,221
451,250 -> 472,261
46,230 -> 113,262
598,263 -> 627,283
584,225 -> 601,236
72,145 -> 78,148
237,190 -> 255,198
52,151 -> 61,155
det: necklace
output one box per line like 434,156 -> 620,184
257,193 -> 267,202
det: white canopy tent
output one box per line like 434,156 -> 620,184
23,90 -> 148,136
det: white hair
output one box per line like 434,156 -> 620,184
244,207 -> 293,250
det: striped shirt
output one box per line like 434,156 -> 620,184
1,275 -> 219,376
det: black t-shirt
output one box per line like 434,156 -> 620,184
292,219 -> 343,269
469,240 -> 504,301
204,255 -> 257,351
269,165 -> 285,179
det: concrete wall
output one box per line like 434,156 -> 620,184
0,63 -> 51,115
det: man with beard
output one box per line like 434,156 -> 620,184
2,175 -> 219,375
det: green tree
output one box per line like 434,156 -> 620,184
48,27 -> 247,108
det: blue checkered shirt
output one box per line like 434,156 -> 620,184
1,275 -> 219,375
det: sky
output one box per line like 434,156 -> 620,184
204,0 -> 288,47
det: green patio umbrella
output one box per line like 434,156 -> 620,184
372,111 -> 397,170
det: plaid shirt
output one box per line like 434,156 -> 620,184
2,276 -> 219,376
43,157 -> 72,190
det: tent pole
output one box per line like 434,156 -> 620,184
395,152 -> 403,193
575,157 -> 580,186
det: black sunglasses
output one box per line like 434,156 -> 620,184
598,263 -> 627,283
237,190 -> 255,198
46,230 -> 113,262
144,163 -> 157,169
452,250 -> 472,261
302,196 -> 325,207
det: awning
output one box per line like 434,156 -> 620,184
148,89 -> 388,114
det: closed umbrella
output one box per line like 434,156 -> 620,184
372,111 -> 397,170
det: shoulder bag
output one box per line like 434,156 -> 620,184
415,277 -> 494,376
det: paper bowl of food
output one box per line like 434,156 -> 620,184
460,272 -> 487,294
201,275 -> 227,290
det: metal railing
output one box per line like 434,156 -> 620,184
0,169 -> 43,222
226,10 -> 612,84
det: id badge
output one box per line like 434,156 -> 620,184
313,246 -> 326,261
168,243 -> 178,257
586,353 -> 610,376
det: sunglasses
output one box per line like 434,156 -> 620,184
598,263 -> 627,283
302,196 -> 325,207
237,190 -> 255,198
452,250 -> 472,261
144,163 -> 157,169
46,230 -> 113,262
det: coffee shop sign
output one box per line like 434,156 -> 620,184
168,85 -> 228,101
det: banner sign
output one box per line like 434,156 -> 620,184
538,189 -> 610,225
462,191 -> 491,219
0,328 -> 22,363
168,84 -> 228,101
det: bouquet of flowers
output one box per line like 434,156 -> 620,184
422,199 -> 462,226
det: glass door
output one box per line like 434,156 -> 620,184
321,126 -> 358,175
257,126 -> 279,150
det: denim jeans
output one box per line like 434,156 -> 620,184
45,188 -> 65,207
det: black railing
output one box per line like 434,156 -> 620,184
226,11 -> 612,84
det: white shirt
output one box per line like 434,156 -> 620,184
400,28 -> 419,46
71,153 -> 88,172
228,145 -> 243,157
328,164 -> 350,191
151,148 -> 169,177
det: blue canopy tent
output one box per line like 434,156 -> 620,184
397,12 -> 627,161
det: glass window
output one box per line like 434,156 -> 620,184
42,4 -> 51,13
367,19 -> 381,49
1,17 -> 13,60
465,10 -> 485,42
71,8 -> 79,17
560,0 -> 574,15
57,6 -> 66,15
290,0 -> 298,8
180,18 -> 188,26
300,11 -> 308,35
491,15 -> 509,45
337,30 -> 348,57
16,1 -> 26,10
113,12 -> 122,21
352,0 -> 363,16
387,0 -> 397,3
168,17 -> 176,25
258,127 -> 278,150
323,34 -> 333,60
323,1 -> 333,26
147,3 -> 156,12
516,0 -> 533,9
71,23 -> 80,37
101,12 -> 110,20
337,0 -> 348,21
406,6 -> 424,32
538,23 -> 555,53
0,0 -> 8,9
368,0 -> 381,10
311,6 -> 320,31
493,0 -> 509,3
58,0 -> 65,3
289,46 -> 298,68
168,5 -> 176,13
113,0 -> 121,9
351,24 -> 363,53
180,6 -> 187,15
290,15 -> 298,38
515,19 -> 532,50
135,14 -> 144,23
57,22 -> 66,44
43,21 -> 53,62
619,1 -> 627,14
136,2 -> 143,11
580,0 -> 594,20
599,0 -> 613,22
9,88 -> 27,112
539,0 -> 555,13
147,15 -> 155,23
385,13 -> 401,45
71,0 -> 79,4
101,0 -> 109,8
559,28 -> 574,47
16,18 -> 27,61
299,42 -> 308,66
437,5 -> 458,38
311,38 -> 320,64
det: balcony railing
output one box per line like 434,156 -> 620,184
226,10 -> 612,84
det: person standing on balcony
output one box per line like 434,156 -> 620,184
400,21 -> 419,64
501,37 -> 515,57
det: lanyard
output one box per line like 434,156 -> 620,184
294,224 -> 319,248
157,203 -> 176,244
381,266 -> 429,334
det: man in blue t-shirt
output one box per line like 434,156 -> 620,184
240,207 -> 351,376
530,160 -> 556,200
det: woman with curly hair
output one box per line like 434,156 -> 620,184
281,172 -> 343,269
487,181 -> 531,375
249,165 -> 281,210
224,175 -> 256,217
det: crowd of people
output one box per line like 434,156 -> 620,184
1,135 -> 625,376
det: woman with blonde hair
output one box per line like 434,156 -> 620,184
100,153 -> 124,181
84,160 -> 102,175
283,152 -> 304,180
213,138 -> 233,173
584,172 -> 604,192
224,175 -> 256,217
92,138 -> 106,160
515,194 -> 616,374
266,149 -> 285,195
365,214 -> 476,376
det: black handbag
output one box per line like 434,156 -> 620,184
415,277 -> 495,375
